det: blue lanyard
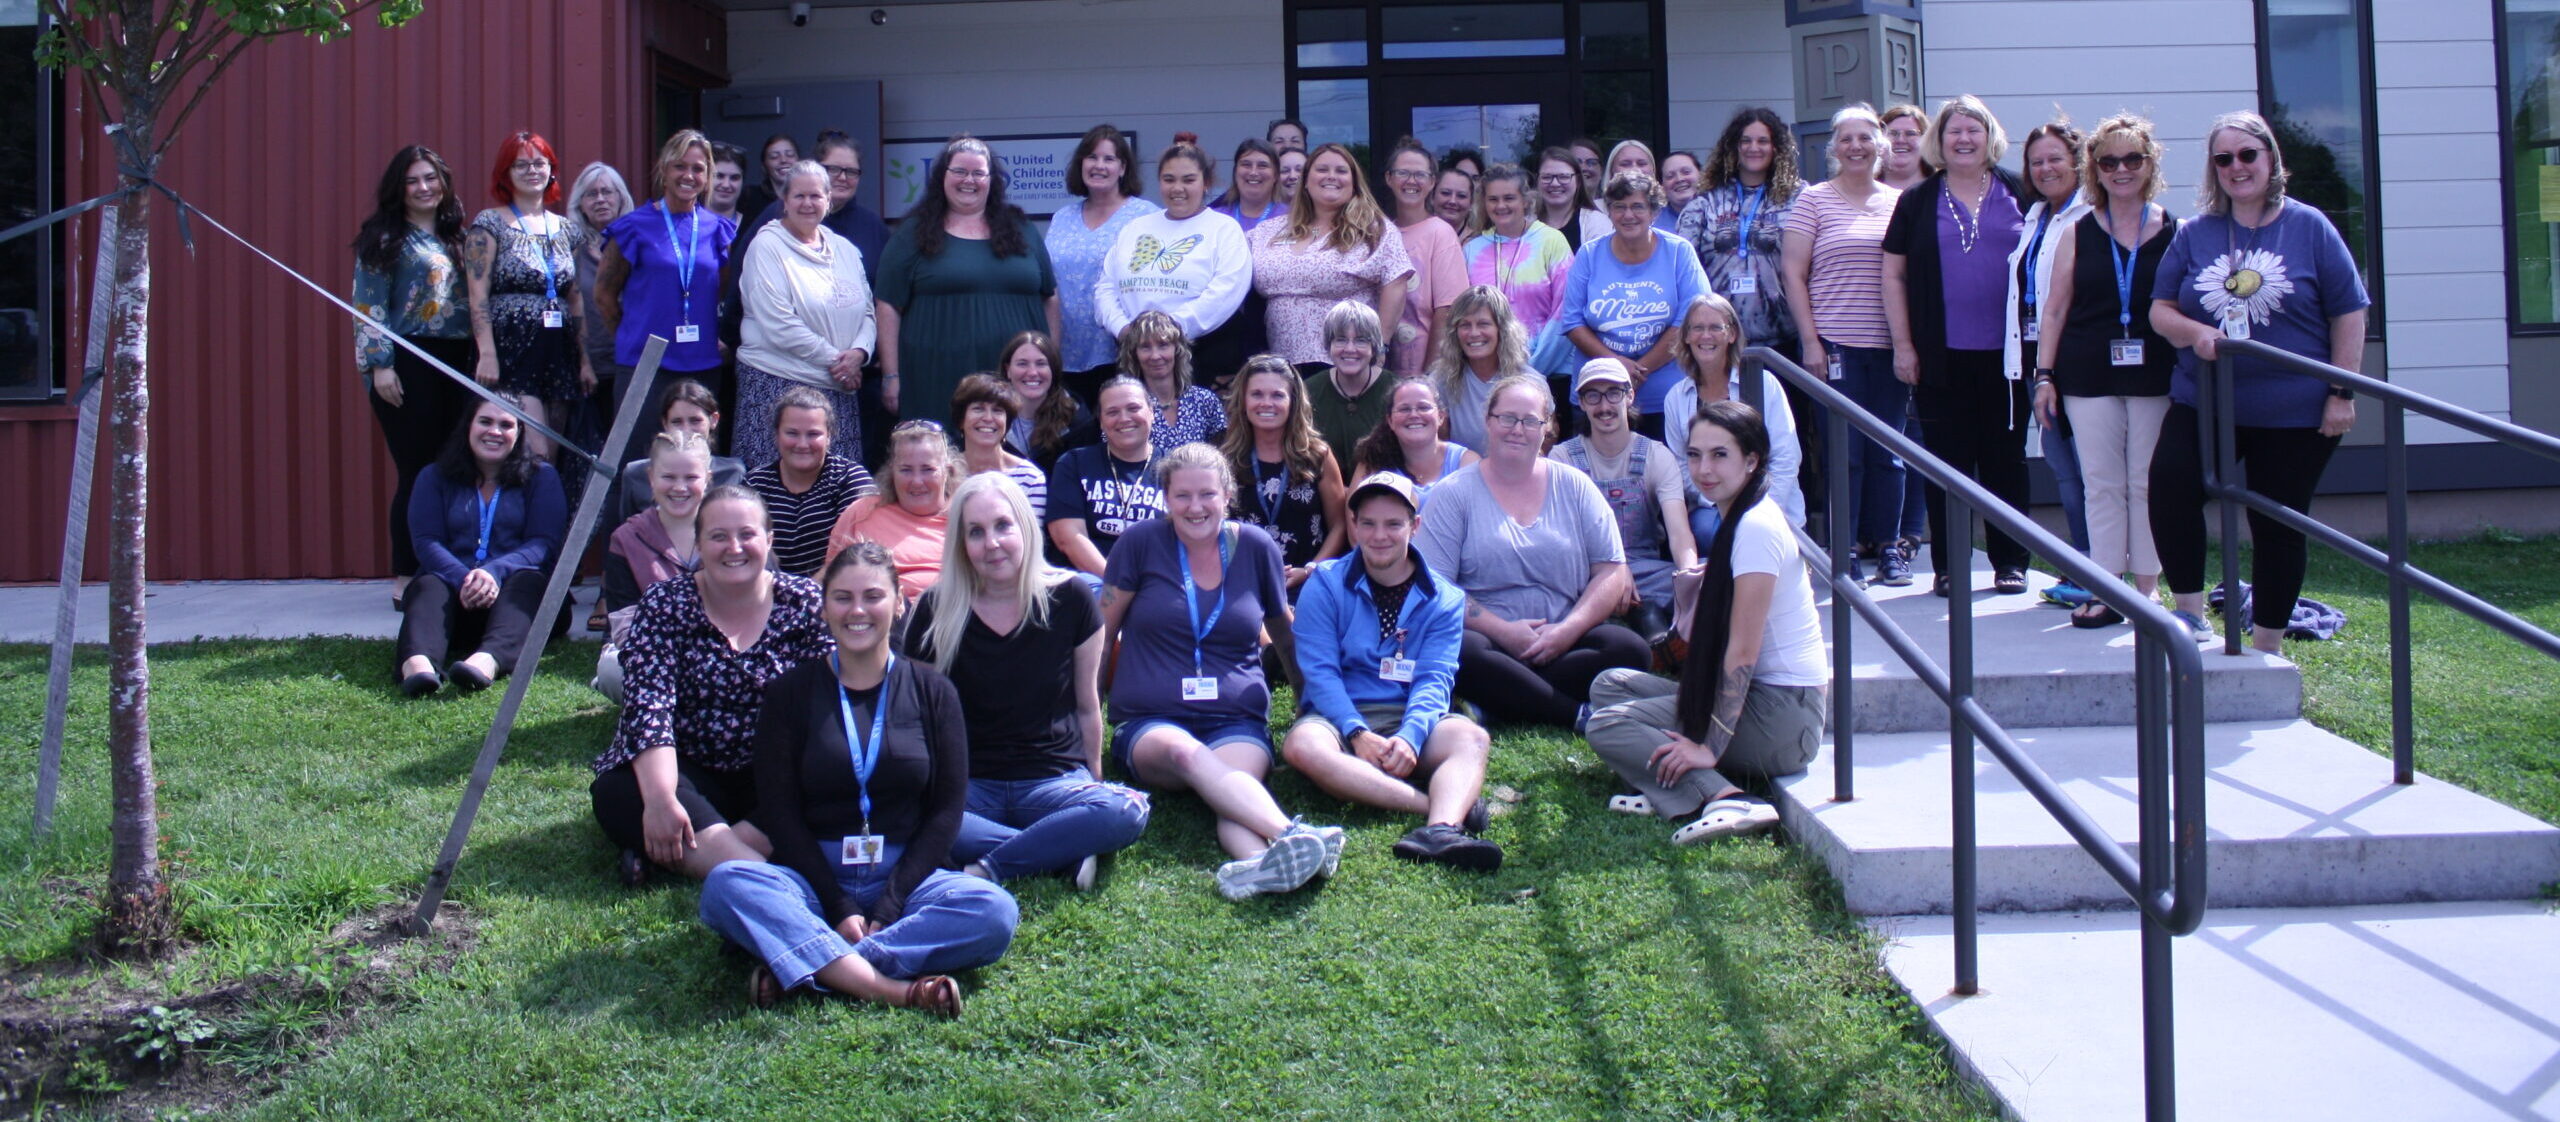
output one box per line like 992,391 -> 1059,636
831,652 -> 895,832
659,203 -> 701,320
473,484 -> 505,566
1254,461 -> 1286,527
2020,208 -> 2055,314
508,203 -> 559,306
1733,184 -> 1767,260
1179,526 -> 1234,677
2108,205 -> 2144,335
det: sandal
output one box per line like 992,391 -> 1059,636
1670,797 -> 1781,845
1993,568 -> 2029,595
1607,792 -> 1654,816
587,602 -> 609,632
902,974 -> 963,1018
2071,602 -> 2125,629
747,964 -> 786,1009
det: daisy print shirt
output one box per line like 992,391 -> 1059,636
2151,201 -> 2368,428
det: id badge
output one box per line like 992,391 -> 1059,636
840,835 -> 886,866
1826,351 -> 1844,382
1181,676 -> 1219,702
2110,338 -> 2145,366
675,324 -> 702,344
541,309 -> 565,329
1730,273 -> 1756,296
2021,318 -> 2039,342
1379,657 -> 1417,683
2219,306 -> 2250,342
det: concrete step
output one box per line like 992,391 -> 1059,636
1774,720 -> 2560,915
1873,901 -> 2560,1121
1818,551 -> 2301,732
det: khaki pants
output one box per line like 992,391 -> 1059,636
1585,668 -> 1826,819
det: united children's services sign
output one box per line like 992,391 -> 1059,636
881,132 -> 1133,221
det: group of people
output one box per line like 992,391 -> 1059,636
351,97 -> 2363,1016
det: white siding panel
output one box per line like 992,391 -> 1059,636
2381,224 -> 2505,275
2377,132 -> 2503,183
2374,86 -> 2500,137
2376,179 -> 2505,222
2371,0 -> 2492,43
1926,0 -> 2255,45
2379,273 -> 2508,322
2407,414 -> 2502,444
2373,6 -> 2507,426
1664,0 -> 1792,153
2390,366 -> 2514,413
2373,39 -> 2498,84
2385,318 -> 2510,371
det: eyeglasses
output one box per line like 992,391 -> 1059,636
823,164 -> 861,180
1689,320 -> 1735,336
1576,387 -> 1630,405
2096,153 -> 2148,173
947,168 -> 991,181
2210,148 -> 2265,168
1387,169 -> 1432,183
1488,412 -> 1546,432
1538,173 -> 1577,186
511,159 -> 551,173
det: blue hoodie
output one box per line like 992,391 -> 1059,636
1294,546 -> 1465,748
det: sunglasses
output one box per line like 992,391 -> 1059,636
2210,147 -> 2265,168
2096,153 -> 2148,173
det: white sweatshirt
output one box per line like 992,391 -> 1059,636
737,221 -> 876,387
1094,208 -> 1253,341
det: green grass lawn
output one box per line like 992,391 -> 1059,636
0,639 -> 1992,1120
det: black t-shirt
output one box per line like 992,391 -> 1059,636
902,578 -> 1102,781
1043,444 -> 1165,564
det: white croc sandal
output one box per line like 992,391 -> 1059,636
1671,797 -> 1780,845
1607,793 -> 1654,816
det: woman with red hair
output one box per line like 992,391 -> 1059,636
465,130 -> 594,462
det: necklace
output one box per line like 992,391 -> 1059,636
1944,176 -> 1991,254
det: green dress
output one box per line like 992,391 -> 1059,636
876,220 -> 1057,427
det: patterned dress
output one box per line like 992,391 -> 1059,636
1238,455 -> 1328,570
590,571 -> 834,776
470,207 -> 585,399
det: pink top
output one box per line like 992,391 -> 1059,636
1248,219 -> 1414,365
824,495 -> 948,603
1391,216 -> 1467,375
1784,180 -> 1903,350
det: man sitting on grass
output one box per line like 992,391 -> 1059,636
1280,472 -> 1502,870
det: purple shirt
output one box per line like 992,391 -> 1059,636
1103,518 -> 1290,728
1936,177 -> 2025,351
605,201 -> 737,372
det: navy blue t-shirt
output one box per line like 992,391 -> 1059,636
1103,519 -> 1289,728
2151,201 -> 2369,428
1044,444 -> 1165,562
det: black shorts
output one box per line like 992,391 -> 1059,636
589,759 -> 757,853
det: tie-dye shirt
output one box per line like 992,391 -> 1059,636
1462,220 -> 1574,337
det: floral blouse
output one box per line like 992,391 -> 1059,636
592,571 -> 834,775
1148,383 -> 1229,456
1049,194 -> 1162,371
1248,220 -> 1413,365
352,226 -> 469,374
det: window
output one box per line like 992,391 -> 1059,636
0,0 -> 58,401
2258,0 -> 2382,328
2503,0 -> 2560,328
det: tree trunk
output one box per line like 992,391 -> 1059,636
99,156 -> 171,956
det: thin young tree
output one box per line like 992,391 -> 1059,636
38,0 -> 424,955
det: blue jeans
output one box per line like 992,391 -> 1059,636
947,767 -> 1151,881
698,844 -> 1019,989
2041,416 -> 2092,553
1829,342 -> 1909,546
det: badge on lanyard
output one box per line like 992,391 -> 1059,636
1182,676 -> 1220,701
1826,351 -> 1844,382
1379,657 -> 1416,683
2022,318 -> 2039,342
2110,338 -> 2146,366
1180,526 -> 1235,704
840,834 -> 886,866
1730,273 -> 1756,296
542,309 -> 565,329
675,324 -> 702,343
833,652 -> 895,866
2219,304 -> 2251,342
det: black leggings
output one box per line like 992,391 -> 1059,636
1913,351 -> 2032,575
589,758 -> 757,853
1456,624 -> 1651,727
2148,402 -> 2339,632
396,569 -> 547,672
369,337 -> 476,576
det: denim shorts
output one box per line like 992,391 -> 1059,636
1110,716 -> 1275,784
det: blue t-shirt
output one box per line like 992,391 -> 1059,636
1104,519 -> 1290,728
1043,444 -> 1165,562
1555,230 -> 1711,413
605,201 -> 737,372
2151,201 -> 2369,429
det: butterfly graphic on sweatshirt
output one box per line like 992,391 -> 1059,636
1128,234 -> 1203,274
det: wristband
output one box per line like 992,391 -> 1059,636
2327,386 -> 2354,401
2034,368 -> 2056,385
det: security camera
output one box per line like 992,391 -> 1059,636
789,2 -> 810,27
870,8 -> 888,25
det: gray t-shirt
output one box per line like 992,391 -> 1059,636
1443,368 -> 1500,455
1414,460 -> 1625,623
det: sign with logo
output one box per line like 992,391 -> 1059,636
881,131 -> 1137,221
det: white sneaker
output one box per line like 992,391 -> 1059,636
1284,820 -> 1347,877
1215,831 -> 1326,900
1071,854 -> 1099,891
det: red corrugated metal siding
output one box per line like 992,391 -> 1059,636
0,0 -> 667,581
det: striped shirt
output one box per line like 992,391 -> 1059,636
746,455 -> 877,578
1784,180 -> 1902,350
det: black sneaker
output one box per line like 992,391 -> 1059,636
1393,824 -> 1505,871
1461,796 -> 1490,837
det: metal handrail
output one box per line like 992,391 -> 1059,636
2203,339 -> 2560,785
1742,346 -> 2207,1121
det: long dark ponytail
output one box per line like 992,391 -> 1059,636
1674,400 -> 1773,742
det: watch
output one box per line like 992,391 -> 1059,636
2327,386 -> 2354,401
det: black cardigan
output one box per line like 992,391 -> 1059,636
751,655 -> 969,926
1881,167 -> 2026,388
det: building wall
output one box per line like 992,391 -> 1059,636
1664,0 -> 1795,155
729,0 -> 1284,186
0,0 -> 654,582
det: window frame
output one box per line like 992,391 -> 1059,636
0,8 -> 63,406
2495,0 -> 2560,335
2253,0 -> 2386,340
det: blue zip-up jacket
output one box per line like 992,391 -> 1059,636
1294,546 -> 1465,748
408,461 -> 566,590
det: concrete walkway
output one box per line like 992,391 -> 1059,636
0,580 -> 604,644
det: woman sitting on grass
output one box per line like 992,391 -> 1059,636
907,472 -> 1151,889
588,487 -> 833,886
699,542 -> 1018,1017
1586,401 -> 1828,843
396,398 -> 566,697
591,430 -> 712,705
825,420 -> 959,605
1102,442 -> 1342,900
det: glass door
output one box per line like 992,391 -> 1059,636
1373,71 -> 1569,170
